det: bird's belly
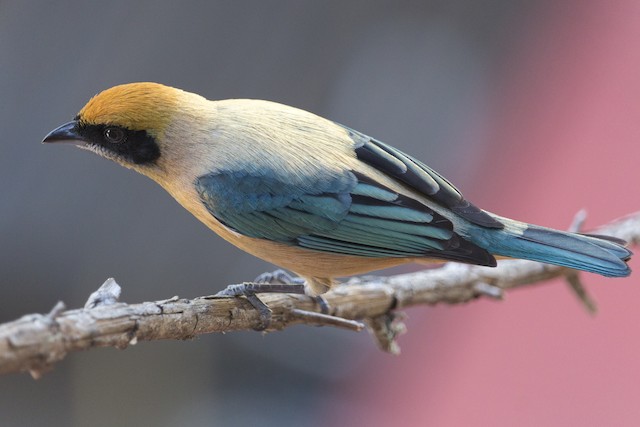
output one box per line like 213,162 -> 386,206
200,211 -> 420,277
229,237 -> 422,278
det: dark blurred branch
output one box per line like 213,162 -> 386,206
1,211 -> 638,378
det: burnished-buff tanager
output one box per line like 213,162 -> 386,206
43,83 -> 631,295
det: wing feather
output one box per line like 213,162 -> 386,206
345,125 -> 504,229
195,166 -> 496,266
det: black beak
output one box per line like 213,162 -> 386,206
42,120 -> 86,145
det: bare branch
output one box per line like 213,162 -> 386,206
1,211 -> 638,378
563,209 -> 597,314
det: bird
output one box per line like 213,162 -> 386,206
43,82 -> 632,301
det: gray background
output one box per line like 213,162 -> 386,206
0,1 -> 534,426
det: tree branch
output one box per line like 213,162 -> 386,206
1,211 -> 638,378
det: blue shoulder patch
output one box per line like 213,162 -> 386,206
195,164 -> 495,265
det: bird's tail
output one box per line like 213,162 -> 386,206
475,220 -> 632,277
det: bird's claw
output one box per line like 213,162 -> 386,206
214,281 -> 307,330
214,283 -> 275,330
216,271 -> 332,329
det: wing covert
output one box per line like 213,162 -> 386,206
195,166 -> 496,266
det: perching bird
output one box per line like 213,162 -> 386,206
43,82 -> 632,298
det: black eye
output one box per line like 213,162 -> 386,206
104,127 -> 126,144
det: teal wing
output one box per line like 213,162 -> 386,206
195,166 -> 496,266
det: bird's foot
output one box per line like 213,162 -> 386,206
214,280 -> 307,331
214,270 -> 332,329
254,269 -> 306,286
254,270 -> 331,314
312,295 -> 330,315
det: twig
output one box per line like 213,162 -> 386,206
84,278 -> 122,309
563,209 -> 598,314
289,309 -> 365,331
0,211 -> 638,378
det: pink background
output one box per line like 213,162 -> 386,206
338,2 -> 640,426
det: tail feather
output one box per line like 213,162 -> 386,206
478,222 -> 632,277
581,233 -> 629,248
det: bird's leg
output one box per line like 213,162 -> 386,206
214,281 -> 306,330
310,295 -> 330,315
254,269 -> 306,287
214,270 -> 332,329
256,270 -> 331,314
215,271 -> 306,330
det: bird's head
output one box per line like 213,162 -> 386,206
43,82 -> 210,180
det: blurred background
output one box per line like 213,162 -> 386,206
1,1 -> 639,426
